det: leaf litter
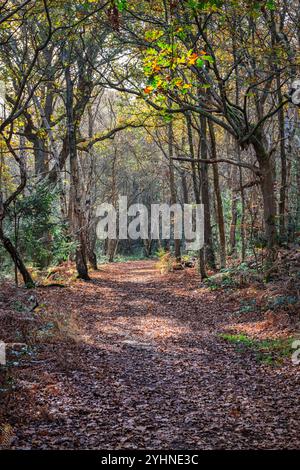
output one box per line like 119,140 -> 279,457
0,260 -> 299,449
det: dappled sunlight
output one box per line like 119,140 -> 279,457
95,313 -> 191,345
1,0 -> 300,452
138,315 -> 191,341
222,318 -> 292,341
2,260 -> 299,450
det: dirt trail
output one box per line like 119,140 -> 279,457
9,261 -> 300,449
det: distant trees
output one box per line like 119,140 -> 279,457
0,0 -> 300,285
0,1 -> 111,281
0,0 -> 53,286
105,0 -> 300,267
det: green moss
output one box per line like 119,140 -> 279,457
219,333 -> 295,365
220,333 -> 256,346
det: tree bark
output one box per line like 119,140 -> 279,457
229,192 -> 238,256
251,131 -> 278,259
208,121 -> 226,268
199,115 -> 215,271
0,224 -> 34,287
168,121 -> 181,260
65,62 -> 90,280
277,82 -> 287,241
186,112 -> 200,204
237,144 -> 246,261
87,227 -> 98,270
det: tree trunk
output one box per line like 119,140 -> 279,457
237,144 -> 246,261
85,105 -> 98,270
251,131 -> 277,259
65,62 -> 90,280
186,112 -> 200,204
87,229 -> 97,270
0,224 -> 34,287
143,239 -> 152,257
199,115 -> 215,270
181,170 -> 189,205
277,82 -> 287,241
229,192 -> 238,256
208,121 -> 226,268
186,112 -> 206,278
108,239 -> 118,262
168,121 -> 181,260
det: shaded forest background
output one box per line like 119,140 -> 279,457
0,0 -> 299,283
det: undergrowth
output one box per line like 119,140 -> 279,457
220,333 -> 295,365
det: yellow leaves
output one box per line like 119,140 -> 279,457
174,56 -> 186,65
0,159 -> 15,193
152,61 -> 161,72
0,137 -> 6,151
145,29 -> 164,43
36,128 -> 47,139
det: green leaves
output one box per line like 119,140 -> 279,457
251,0 -> 276,12
187,0 -> 224,11
115,0 -> 127,12
266,0 -> 276,10
143,30 -> 213,97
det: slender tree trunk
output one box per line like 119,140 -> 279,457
296,153 -> 300,234
268,11 -> 288,241
199,115 -> 215,271
237,144 -> 246,261
65,63 -> 90,280
251,131 -> 277,260
107,149 -> 118,263
168,121 -> 181,260
208,121 -> 226,268
143,239 -> 152,257
108,239 -> 117,262
181,170 -> 189,205
186,112 -> 200,204
228,166 -> 238,256
232,25 -> 246,261
277,81 -> 287,241
0,224 -> 34,287
229,192 -> 238,256
86,106 -> 97,270
186,112 -> 206,278
87,227 -> 97,270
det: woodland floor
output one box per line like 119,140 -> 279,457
1,260 -> 300,449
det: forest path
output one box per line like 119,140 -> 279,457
12,261 -> 299,449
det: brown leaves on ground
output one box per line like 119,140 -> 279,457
0,260 -> 299,449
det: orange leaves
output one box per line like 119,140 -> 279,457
144,86 -> 154,94
151,60 -> 161,72
187,52 -> 199,65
